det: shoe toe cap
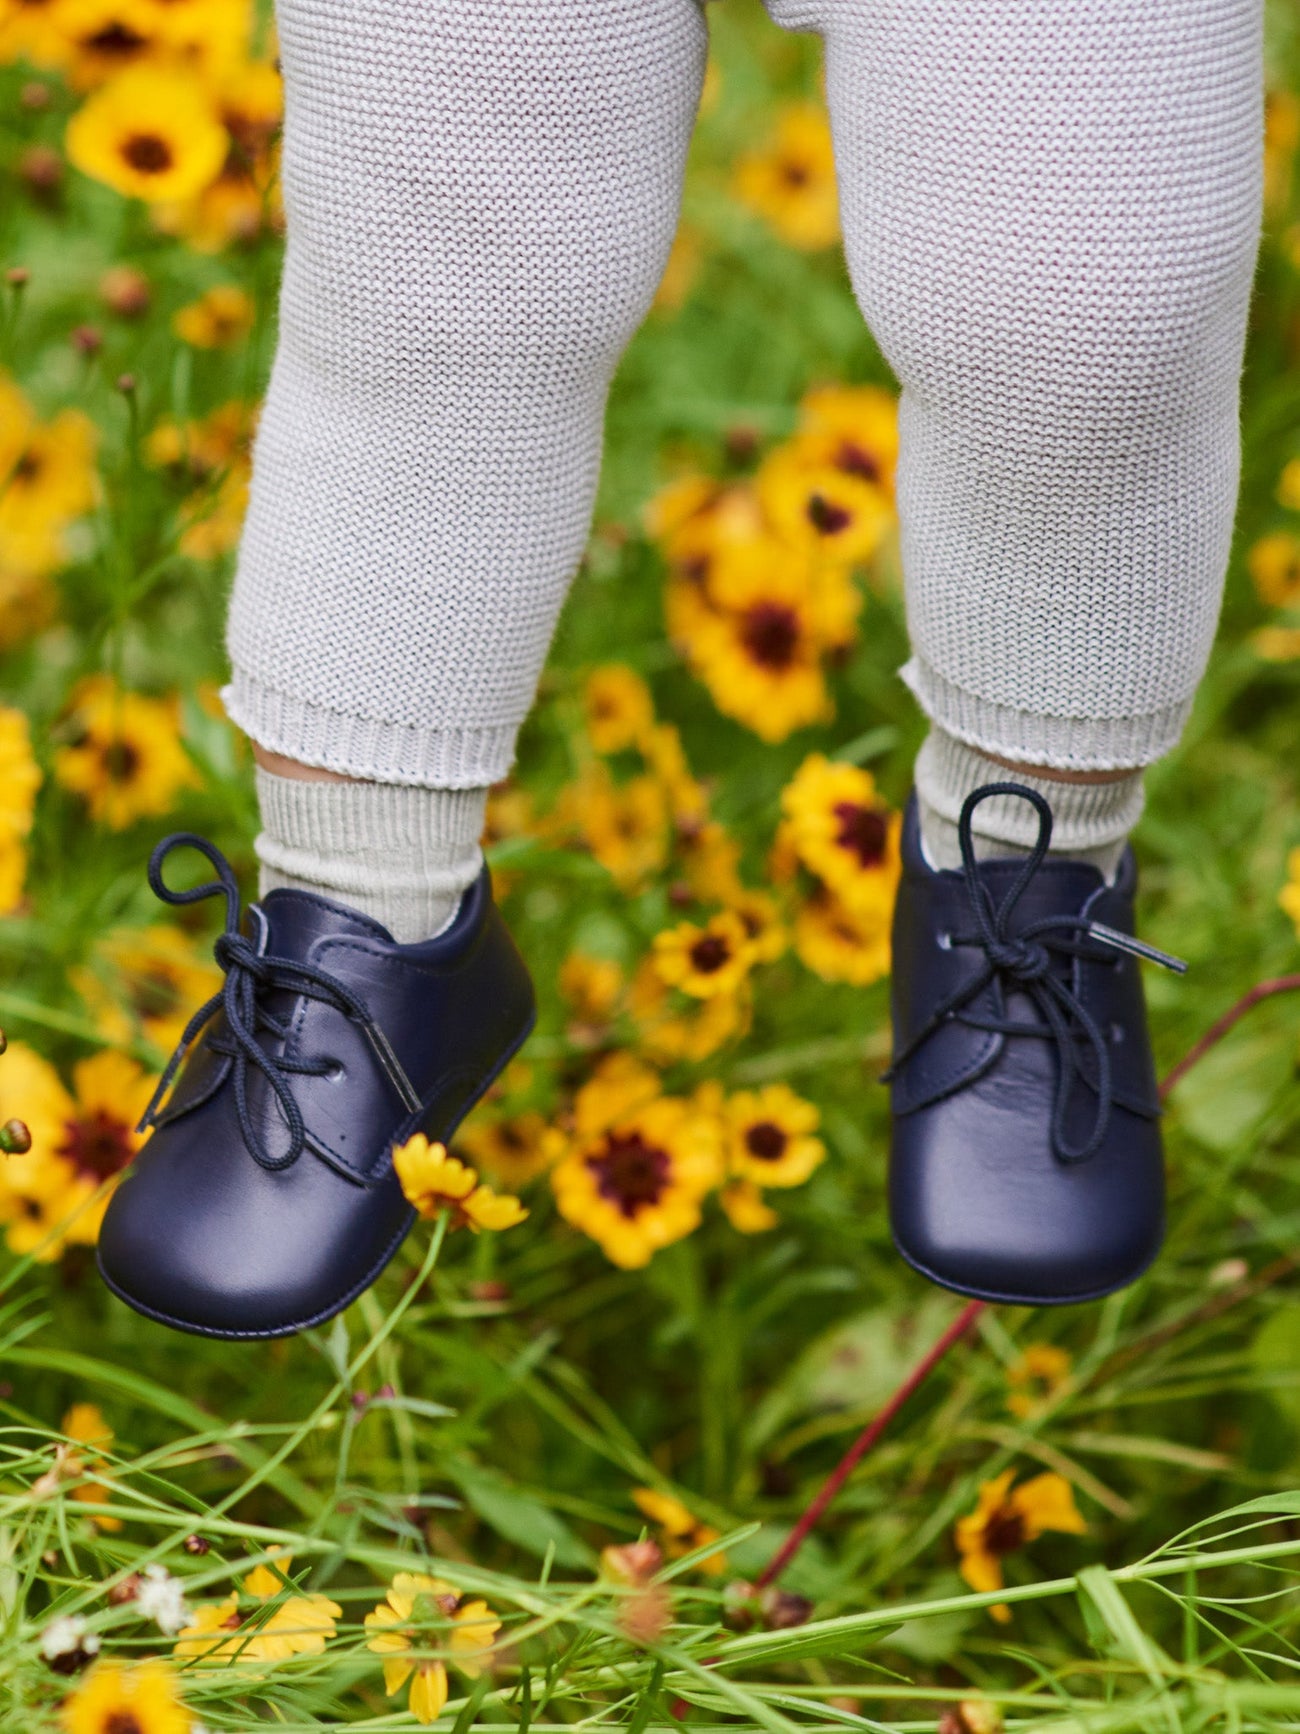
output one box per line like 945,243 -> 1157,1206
97,1123 -> 412,1338
890,1083 -> 1164,1305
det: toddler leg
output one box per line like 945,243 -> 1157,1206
766,0 -> 1264,872
222,0 -> 708,937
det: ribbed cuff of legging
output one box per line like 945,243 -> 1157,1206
914,729 -> 1146,854
899,655 -> 1192,773
221,668 -> 520,789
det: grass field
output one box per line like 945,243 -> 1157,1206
5,1 -> 1300,1728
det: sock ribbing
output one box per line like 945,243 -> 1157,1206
914,730 -> 1145,883
254,768 -> 487,944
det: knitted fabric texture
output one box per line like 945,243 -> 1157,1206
223,0 -> 1263,785
914,729 -> 1144,882
223,0 -> 708,785
253,768 -> 486,943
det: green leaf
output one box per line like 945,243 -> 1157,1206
448,1462 -> 593,1568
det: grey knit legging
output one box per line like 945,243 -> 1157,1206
222,0 -> 1264,785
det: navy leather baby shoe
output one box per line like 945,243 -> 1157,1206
97,833 -> 535,1339
886,783 -> 1185,1307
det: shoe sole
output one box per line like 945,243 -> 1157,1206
97,1006 -> 537,1341
891,1231 -> 1162,1308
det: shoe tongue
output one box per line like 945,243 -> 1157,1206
973,852 -> 1104,929
254,888 -> 395,960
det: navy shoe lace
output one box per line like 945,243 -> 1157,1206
135,832 -> 405,1172
885,784 -> 1186,1164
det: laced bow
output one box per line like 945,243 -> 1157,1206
135,832 -> 386,1171
885,784 -> 1186,1164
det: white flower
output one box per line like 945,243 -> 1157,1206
136,1563 -> 191,1636
39,1613 -> 99,1662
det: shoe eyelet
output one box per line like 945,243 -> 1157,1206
323,1059 -> 345,1081
936,930 -> 954,951
1109,1023 -> 1125,1045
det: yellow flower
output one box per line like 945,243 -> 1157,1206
725,1084 -> 825,1189
0,705 -> 41,915
1,0 -> 75,70
557,764 -> 670,891
671,548 -> 835,744
780,754 -> 902,917
153,55 -> 284,251
758,438 -> 894,570
1252,624 -> 1300,661
653,223 -> 703,314
797,382 -> 900,497
53,675 -> 198,828
1006,1344 -> 1072,1420
571,1053 -> 663,1142
719,1180 -> 779,1234
558,950 -> 624,1027
652,910 -> 757,1000
1267,90 -> 1300,213
59,0 -> 159,88
142,0 -> 249,74
1248,531 -> 1300,608
644,474 -> 764,572
1279,457 -> 1300,512
0,1042 -> 95,1262
632,1487 -> 727,1573
61,1401 -> 122,1530
173,283 -> 255,348
71,922 -> 223,1056
67,65 -> 228,202
955,1470 -> 1086,1620
641,721 -> 710,829
1,374 -> 99,579
583,664 -> 655,754
176,1549 -> 341,1663
793,884 -> 892,987
734,101 -> 839,251
61,1658 -> 190,1734
727,889 -> 787,964
552,1095 -> 722,1269
366,1572 -> 500,1726
1279,846 -> 1300,935
392,1132 -> 528,1233
455,1111 -> 557,1189
0,1042 -> 153,1258
628,957 -> 752,1064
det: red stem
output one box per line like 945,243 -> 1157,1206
754,1299 -> 986,1589
755,969 -> 1300,1589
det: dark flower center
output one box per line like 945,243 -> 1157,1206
744,1121 -> 788,1162
101,739 -> 141,781
131,967 -> 181,1022
981,1508 -> 1027,1557
86,23 -> 149,55
104,1714 -> 144,1734
833,800 -> 888,868
121,133 -> 174,174
57,1108 -> 134,1182
780,160 -> 811,188
13,449 -> 41,484
688,934 -> 731,975
589,1132 -> 671,1218
807,492 -> 852,536
833,439 -> 880,483
740,602 -> 800,670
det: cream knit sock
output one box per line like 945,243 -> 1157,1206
915,731 -> 1145,884
253,768 -> 487,943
